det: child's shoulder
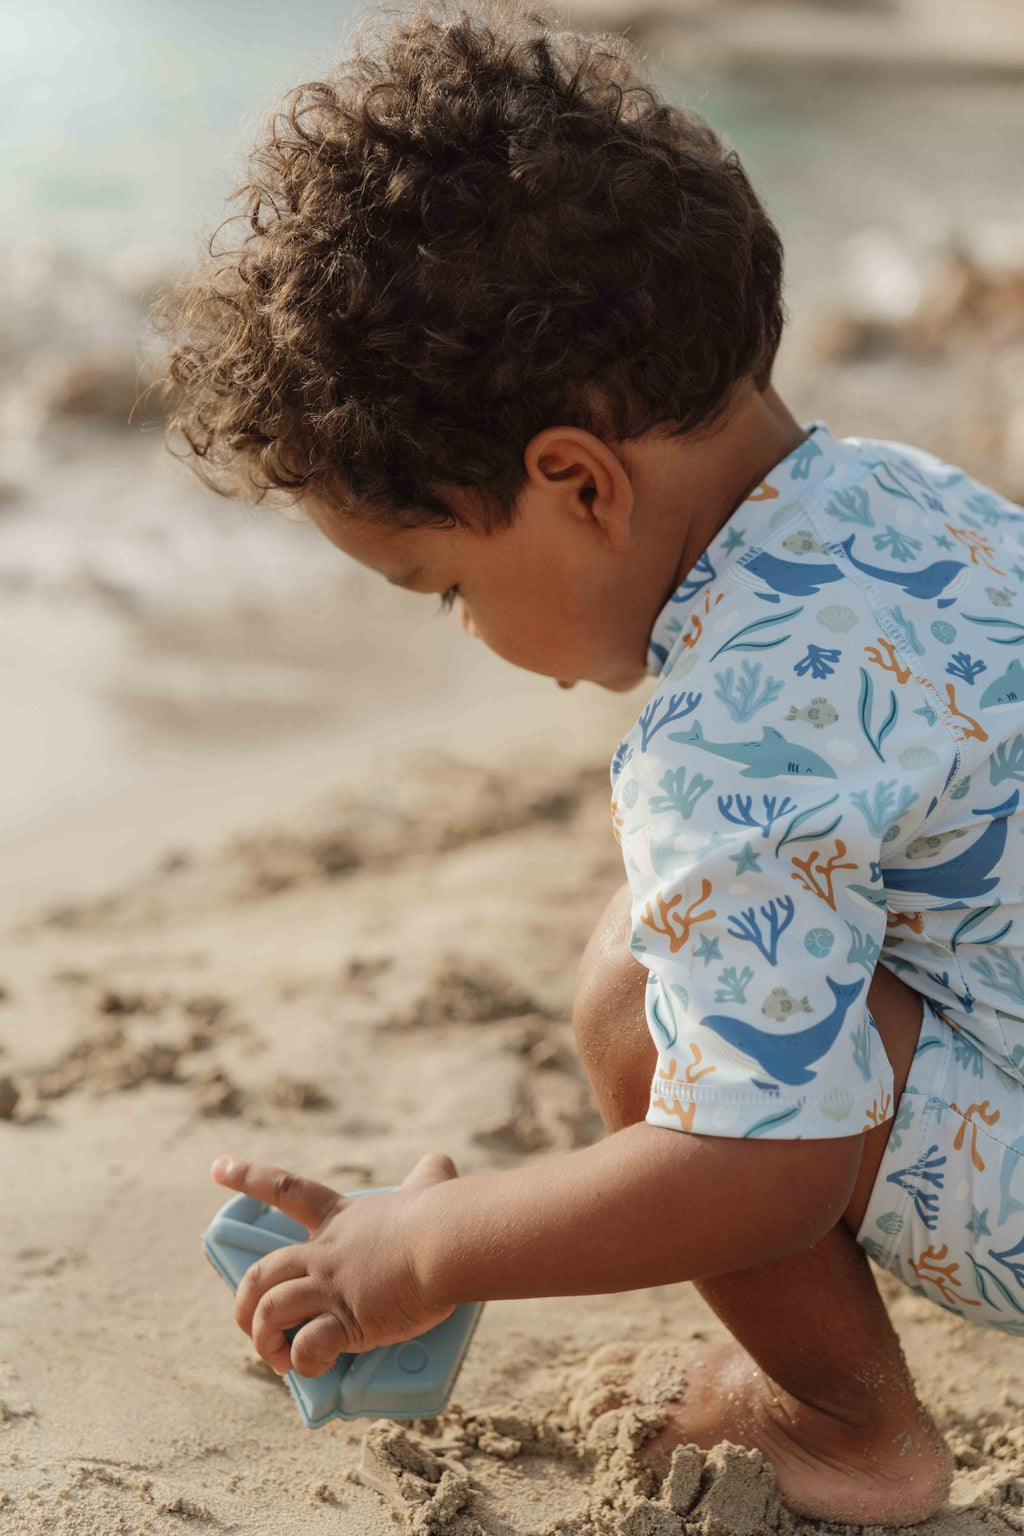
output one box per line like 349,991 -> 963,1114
638,423 -> 1024,785
818,430 -> 1024,540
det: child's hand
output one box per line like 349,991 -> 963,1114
210,1151 -> 458,1377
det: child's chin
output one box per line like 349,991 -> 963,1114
599,671 -> 647,694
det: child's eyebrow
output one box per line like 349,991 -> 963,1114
386,567 -> 424,589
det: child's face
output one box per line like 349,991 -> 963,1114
306,499 -> 650,692
306,438 -> 680,693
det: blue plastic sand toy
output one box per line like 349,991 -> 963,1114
203,1188 -> 483,1428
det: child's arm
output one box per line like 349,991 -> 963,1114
212,1123 -> 861,1377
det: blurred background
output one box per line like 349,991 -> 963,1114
2,0 -> 1023,916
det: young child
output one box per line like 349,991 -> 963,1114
161,3 -> 1024,1521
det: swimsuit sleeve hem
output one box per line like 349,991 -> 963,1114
646,1068 -> 895,1140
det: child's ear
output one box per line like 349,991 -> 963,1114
523,427 -> 634,551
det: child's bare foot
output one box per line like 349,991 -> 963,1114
570,1340 -> 951,1526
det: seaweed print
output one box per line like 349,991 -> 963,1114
717,793 -> 796,840
887,1146 -> 947,1231
726,898 -> 795,965
713,663 -> 784,722
649,767 -> 714,819
650,1045 -> 717,1132
638,691 -> 702,751
858,667 -> 898,761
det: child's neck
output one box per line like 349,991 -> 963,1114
666,384 -> 807,595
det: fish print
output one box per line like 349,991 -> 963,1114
786,697 -> 838,729
781,530 -> 824,556
883,792 -> 1019,900
761,987 -> 812,1021
904,830 -> 968,860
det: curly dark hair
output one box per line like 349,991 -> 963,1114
156,0 -> 785,528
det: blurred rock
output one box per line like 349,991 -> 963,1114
2,347 -> 144,436
0,1076 -> 20,1120
804,221 -> 1024,498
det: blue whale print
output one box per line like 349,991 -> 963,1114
840,535 -> 968,603
741,550 -> 844,598
700,976 -> 866,1087
883,791 -> 1019,900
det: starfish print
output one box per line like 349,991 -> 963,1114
693,934 -> 723,966
965,1206 -> 991,1241
722,527 -> 746,555
933,534 -> 954,551
729,841 -> 763,875
914,704 -> 937,727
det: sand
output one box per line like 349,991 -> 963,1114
2,747 -> 1024,1536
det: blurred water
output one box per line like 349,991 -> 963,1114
0,0 -> 363,255
3,0 -> 1023,276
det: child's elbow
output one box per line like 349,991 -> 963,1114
658,1125 -> 865,1274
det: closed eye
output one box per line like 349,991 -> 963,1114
438,586 -> 459,614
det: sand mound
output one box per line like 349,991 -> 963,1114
354,1350 -> 786,1536
30,758 -> 607,934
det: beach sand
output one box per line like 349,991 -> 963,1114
3,727 -> 1023,1535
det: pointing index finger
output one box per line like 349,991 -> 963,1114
211,1157 -> 343,1232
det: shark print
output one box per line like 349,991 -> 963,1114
668,722 -> 837,780
980,659 -> 1024,711
614,421 -> 1024,1153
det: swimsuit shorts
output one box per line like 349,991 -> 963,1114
857,1006 -> 1024,1334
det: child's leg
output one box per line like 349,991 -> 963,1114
573,885 -> 950,1524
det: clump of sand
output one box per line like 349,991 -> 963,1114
355,1344 -> 786,1536
353,1333 -> 1024,1536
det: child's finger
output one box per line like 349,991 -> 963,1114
211,1156 -> 343,1231
234,1246 -> 311,1337
288,1312 -> 353,1377
251,1276 -> 323,1370
400,1151 -> 459,1190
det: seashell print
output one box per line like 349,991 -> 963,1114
898,746 -> 940,771
827,739 -> 858,762
817,604 -> 858,633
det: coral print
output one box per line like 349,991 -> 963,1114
613,422 -> 1024,1149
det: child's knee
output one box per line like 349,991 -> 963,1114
574,883 -> 655,1131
